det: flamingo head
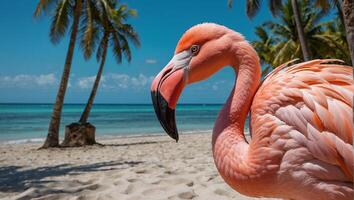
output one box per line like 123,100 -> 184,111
151,23 -> 243,141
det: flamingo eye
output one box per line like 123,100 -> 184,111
190,45 -> 200,55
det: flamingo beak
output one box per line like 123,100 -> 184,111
151,51 -> 192,142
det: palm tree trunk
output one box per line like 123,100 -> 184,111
336,1 -> 345,26
291,0 -> 311,61
342,0 -> 354,67
41,0 -> 82,148
79,38 -> 108,123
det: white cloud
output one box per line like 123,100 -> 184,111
77,73 -> 154,90
106,73 -> 154,90
131,74 -> 149,87
145,59 -> 157,64
77,76 -> 96,89
0,72 -> 154,91
108,73 -> 130,89
36,74 -> 57,85
0,73 -> 58,88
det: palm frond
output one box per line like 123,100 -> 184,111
268,0 -> 283,16
314,0 -> 330,12
118,33 -> 132,62
313,0 -> 341,12
80,0 -> 100,60
227,0 -> 233,8
273,40 -> 295,66
116,24 -> 140,47
99,0 -> 114,19
246,0 -> 262,18
49,0 -> 72,44
96,32 -> 109,61
110,32 -> 123,63
98,3 -> 140,63
254,26 -> 269,41
34,0 -> 57,17
264,22 -> 291,39
251,0 -> 349,67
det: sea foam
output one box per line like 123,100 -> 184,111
2,138 -> 44,144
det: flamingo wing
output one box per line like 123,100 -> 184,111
250,59 -> 353,199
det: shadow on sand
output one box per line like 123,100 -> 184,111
0,160 -> 144,198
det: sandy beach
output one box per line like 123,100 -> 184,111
0,132 -> 277,200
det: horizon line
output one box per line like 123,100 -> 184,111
0,102 -> 224,105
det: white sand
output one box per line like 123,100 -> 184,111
0,132 -> 277,200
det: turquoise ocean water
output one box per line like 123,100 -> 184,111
0,104 -> 250,143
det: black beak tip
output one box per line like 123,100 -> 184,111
151,91 -> 179,142
171,131 -> 179,143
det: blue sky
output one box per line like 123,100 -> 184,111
0,0 -> 274,104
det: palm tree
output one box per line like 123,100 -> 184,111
267,1 -> 324,65
251,26 -> 276,76
341,0 -> 354,67
320,17 -> 351,64
291,0 -> 311,60
252,1 -> 349,67
34,0 -> 117,148
78,4 -> 140,124
312,0 -> 342,21
227,0 -> 312,61
312,0 -> 354,67
35,0 -> 84,148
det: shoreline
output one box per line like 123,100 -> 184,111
0,129 -> 214,145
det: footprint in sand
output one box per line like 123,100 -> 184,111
156,164 -> 165,168
124,184 -> 135,194
123,181 -> 147,195
135,169 -> 147,174
127,178 -> 139,183
153,177 -> 192,186
164,170 -> 179,175
214,188 -> 233,197
177,190 -> 197,199
186,181 -> 194,187
113,180 -> 124,186
72,179 -> 94,186
141,187 -> 167,196
170,178 -> 192,185
147,178 -> 161,185
77,183 -> 100,191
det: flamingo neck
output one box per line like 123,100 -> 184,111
212,40 -> 261,194
212,41 -> 261,143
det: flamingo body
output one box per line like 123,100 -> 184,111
214,60 -> 353,200
151,23 -> 354,200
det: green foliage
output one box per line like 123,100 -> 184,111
312,0 -> 341,13
34,0 -> 58,17
252,0 -> 350,69
86,2 -> 140,63
35,0 -> 77,44
227,0 -> 283,18
50,0 -> 73,44
34,0 -> 140,63
319,17 -> 351,64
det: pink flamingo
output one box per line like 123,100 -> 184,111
151,23 -> 353,200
